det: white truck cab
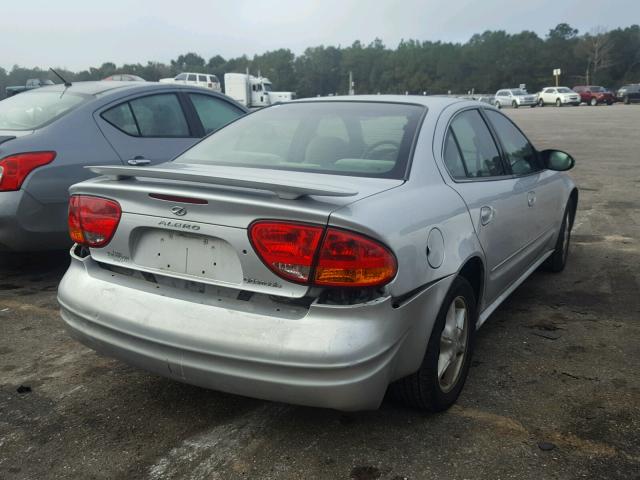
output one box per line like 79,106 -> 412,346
224,73 -> 295,108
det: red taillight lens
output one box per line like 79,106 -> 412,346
68,195 -> 121,248
0,151 -> 56,191
249,221 -> 397,287
249,221 -> 324,283
314,229 -> 397,287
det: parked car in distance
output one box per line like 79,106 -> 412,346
0,81 -> 247,252
494,88 -> 537,108
159,73 -> 221,92
572,85 -> 615,106
537,87 -> 581,107
616,84 -> 640,104
103,74 -> 146,82
58,96 -> 578,412
5,78 -> 55,98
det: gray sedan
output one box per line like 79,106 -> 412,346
0,81 -> 247,251
58,96 -> 577,412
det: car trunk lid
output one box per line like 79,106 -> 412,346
71,163 -> 403,298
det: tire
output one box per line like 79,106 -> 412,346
624,96 -> 630,105
512,100 -> 519,109
544,201 -> 574,273
530,104 -> 536,108
538,98 -> 545,107
590,98 -> 598,106
556,98 -> 562,107
494,101 -> 501,109
390,276 -> 477,411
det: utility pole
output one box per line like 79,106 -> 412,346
348,71 -> 355,96
553,68 -> 561,87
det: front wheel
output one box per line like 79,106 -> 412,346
390,276 -> 476,411
590,98 -> 598,106
624,96 -> 630,105
538,98 -> 545,107
556,98 -> 562,107
494,101 -> 501,109
512,100 -> 519,108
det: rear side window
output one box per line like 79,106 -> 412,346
485,110 -> 540,175
101,103 -> 138,136
187,74 -> 197,82
198,75 -> 207,83
0,91 -> 87,130
102,93 -> 190,137
188,94 -> 244,134
443,129 -> 466,178
450,110 -> 504,178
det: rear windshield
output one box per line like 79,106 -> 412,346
175,101 -> 425,178
0,91 -> 87,130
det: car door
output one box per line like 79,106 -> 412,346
96,91 -> 198,165
542,88 -> 555,104
441,108 -> 536,304
484,109 -> 562,260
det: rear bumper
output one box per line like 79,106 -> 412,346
0,190 -> 69,252
58,251 -> 453,411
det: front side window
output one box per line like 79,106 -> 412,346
0,91 -> 87,130
485,110 -> 540,175
175,101 -> 425,178
450,110 -> 504,178
102,94 -> 190,137
175,73 -> 187,81
188,94 -> 244,134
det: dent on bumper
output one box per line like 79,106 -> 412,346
58,253 -> 453,411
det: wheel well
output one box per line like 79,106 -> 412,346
458,257 -> 484,306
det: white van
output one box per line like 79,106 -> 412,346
159,73 -> 221,92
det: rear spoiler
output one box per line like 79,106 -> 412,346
86,165 -> 358,200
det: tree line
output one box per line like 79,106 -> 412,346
1,23 -> 639,100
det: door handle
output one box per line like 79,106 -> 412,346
527,191 -> 536,207
127,156 -> 151,166
480,206 -> 495,226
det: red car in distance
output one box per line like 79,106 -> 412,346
573,85 -> 615,106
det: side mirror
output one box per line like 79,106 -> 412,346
540,149 -> 575,171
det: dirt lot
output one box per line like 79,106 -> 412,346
1,104 -> 639,480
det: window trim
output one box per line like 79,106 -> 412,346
184,91 -> 247,137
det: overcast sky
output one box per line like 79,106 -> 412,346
3,0 -> 639,71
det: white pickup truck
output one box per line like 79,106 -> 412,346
223,73 -> 295,108
159,73 -> 221,92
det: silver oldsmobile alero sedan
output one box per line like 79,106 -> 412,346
58,96 -> 577,412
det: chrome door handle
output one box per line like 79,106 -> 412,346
480,206 -> 495,226
527,191 -> 536,207
127,156 -> 151,166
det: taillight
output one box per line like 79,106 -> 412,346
314,229 -> 397,287
0,151 -> 56,191
249,221 -> 397,288
249,222 -> 324,283
68,195 -> 121,248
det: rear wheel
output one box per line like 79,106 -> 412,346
390,276 -> 476,411
556,98 -> 562,107
544,202 -> 574,273
590,98 -> 598,106
624,96 -> 630,105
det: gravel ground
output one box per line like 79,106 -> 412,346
1,103 -> 639,480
